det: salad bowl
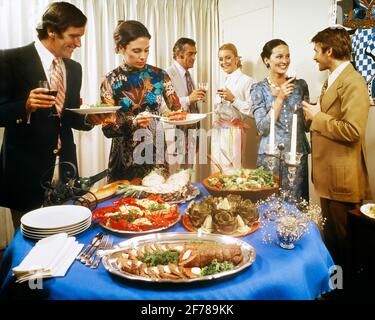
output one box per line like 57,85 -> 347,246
202,168 -> 279,202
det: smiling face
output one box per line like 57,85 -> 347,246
120,37 -> 150,69
264,44 -> 290,76
313,43 -> 331,71
48,26 -> 86,59
218,49 -> 239,74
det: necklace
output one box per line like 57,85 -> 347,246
267,76 -> 281,91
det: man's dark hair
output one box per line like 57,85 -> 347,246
311,27 -> 352,61
173,37 -> 196,59
36,2 -> 87,40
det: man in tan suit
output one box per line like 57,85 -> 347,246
303,27 -> 372,285
165,38 -> 205,171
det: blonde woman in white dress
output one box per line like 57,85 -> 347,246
212,43 -> 254,170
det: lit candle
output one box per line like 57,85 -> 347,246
290,105 -> 297,163
269,105 -> 275,153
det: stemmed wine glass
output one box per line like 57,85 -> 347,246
198,82 -> 208,102
38,80 -> 58,117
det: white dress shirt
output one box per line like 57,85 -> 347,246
34,40 -> 67,89
216,68 -> 254,118
327,61 -> 350,90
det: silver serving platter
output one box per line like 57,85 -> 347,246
102,232 -> 256,283
98,209 -> 181,236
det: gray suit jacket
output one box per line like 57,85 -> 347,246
167,63 -> 195,112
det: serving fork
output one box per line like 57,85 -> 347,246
91,237 -> 113,269
85,235 -> 110,266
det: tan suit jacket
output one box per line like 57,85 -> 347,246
310,63 -> 372,202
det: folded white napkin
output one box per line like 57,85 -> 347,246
13,233 -> 83,283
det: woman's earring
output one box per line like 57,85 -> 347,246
266,63 -> 270,68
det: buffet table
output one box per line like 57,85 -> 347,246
0,184 -> 334,300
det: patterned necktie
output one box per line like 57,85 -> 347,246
320,79 -> 328,103
51,58 -> 65,116
185,70 -> 198,113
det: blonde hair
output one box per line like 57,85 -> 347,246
219,43 -> 242,68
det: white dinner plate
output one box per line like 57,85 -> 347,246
21,205 -> 92,229
66,106 -> 121,114
360,203 -> 375,219
21,217 -> 91,234
161,113 -> 206,125
21,223 -> 91,240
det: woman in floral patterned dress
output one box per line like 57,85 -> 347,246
250,39 -> 310,200
101,20 -> 181,182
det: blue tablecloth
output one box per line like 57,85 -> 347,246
0,184 -> 334,300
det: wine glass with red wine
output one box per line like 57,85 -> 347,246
38,80 -> 58,117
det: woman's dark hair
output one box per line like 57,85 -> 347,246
36,2 -> 87,40
260,39 -> 288,67
114,20 -> 151,53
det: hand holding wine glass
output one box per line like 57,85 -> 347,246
26,81 -> 56,112
197,82 -> 208,102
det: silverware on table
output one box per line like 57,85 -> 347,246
85,235 -> 109,266
76,232 -> 103,261
91,237 -> 113,269
80,233 -> 104,264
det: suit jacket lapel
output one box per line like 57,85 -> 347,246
171,64 -> 188,95
321,64 -> 353,113
17,43 -> 47,88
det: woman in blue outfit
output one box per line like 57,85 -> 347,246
250,39 -> 310,200
100,20 -> 181,182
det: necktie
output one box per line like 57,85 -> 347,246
51,58 -> 65,116
320,79 -> 328,103
185,70 -> 198,113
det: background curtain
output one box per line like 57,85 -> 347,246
0,0 -> 219,242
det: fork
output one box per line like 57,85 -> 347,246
91,237 -> 113,269
85,235 -> 109,266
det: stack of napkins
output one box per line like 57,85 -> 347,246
13,233 -> 83,283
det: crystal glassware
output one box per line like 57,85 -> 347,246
276,215 -> 307,249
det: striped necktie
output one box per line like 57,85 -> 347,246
51,58 -> 65,116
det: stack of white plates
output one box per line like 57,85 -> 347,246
20,205 -> 92,240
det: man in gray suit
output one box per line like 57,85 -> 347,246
166,38 -> 206,170
167,38 -> 205,112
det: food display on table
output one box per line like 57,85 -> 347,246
121,169 -> 200,204
203,167 -> 279,202
81,180 -> 129,204
102,232 -> 256,283
92,196 -> 180,234
183,195 -> 259,237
